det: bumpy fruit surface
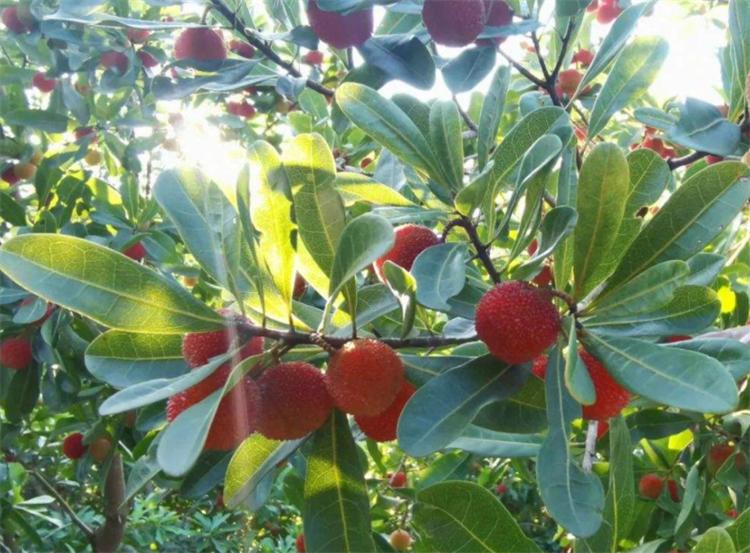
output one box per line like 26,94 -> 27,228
229,40 -> 255,58
295,533 -> 306,553
572,49 -> 595,67
257,362 -> 333,440
293,274 -> 308,299
181,309 -> 263,368
90,437 -> 113,463
389,471 -> 407,488
477,0 -> 513,46
62,432 -> 87,460
307,0 -> 373,49
638,473 -> 663,500
530,355 -> 548,380
389,529 -> 412,552
374,224 -> 439,281
0,337 -> 33,370
174,28 -> 227,61
355,380 -> 415,442
475,281 -> 560,365
580,349 -> 631,421
326,339 -> 404,416
422,0 -> 486,47
496,483 -> 508,494
32,72 -> 56,93
167,364 -> 262,450
100,51 -> 129,74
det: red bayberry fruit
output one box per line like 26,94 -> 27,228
708,443 -> 746,474
665,335 -> 691,343
32,72 -> 56,93
90,437 -> 113,463
127,28 -> 150,43
1,166 -> 20,185
572,49 -> 595,67
596,2 -> 622,23
2,7 -> 30,34
558,69 -> 583,97
389,471 -> 407,488
580,349 -> 631,421
355,380 -> 416,442
727,508 -> 738,518
175,28 -> 227,61
303,50 -> 324,65
0,337 -> 33,370
229,39 -> 255,58
706,155 -> 723,164
75,127 -> 97,142
531,355 -> 548,379
137,50 -> 159,68
374,224 -> 440,281
587,0 -> 598,12
476,0 -> 514,46
182,310 -> 264,368
475,281 -> 561,365
533,265 -> 554,287
100,51 -> 129,74
422,0 -> 486,47
167,364 -> 262,450
389,530 -> 412,552
638,473 -> 664,500
495,483 -> 508,494
326,339 -> 404,417
307,0 -> 373,49
62,432 -> 87,460
123,241 -> 146,261
257,362 -> 334,440
293,274 -> 308,299
667,479 -> 680,502
227,100 -> 256,119
597,420 -> 609,440
296,533 -> 306,553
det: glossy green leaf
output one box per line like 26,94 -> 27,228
449,426 -> 543,457
727,506 -> 750,553
429,101 -> 464,191
3,109 -> 70,133
398,356 -> 528,457
582,332 -> 739,413
358,35 -> 435,90
334,172 -> 413,206
667,338 -> 750,380
412,243 -> 468,311
574,143 -> 629,297
283,132 -> 337,191
625,410 -> 694,442
537,346 -> 604,538
514,206 -> 578,281
414,481 -> 541,552
224,434 -> 303,509
666,98 -> 742,157
728,0 -> 750,120
304,411 -> 375,553
85,331 -> 187,389
606,162 -> 750,292
442,47 -> 497,94
624,148 -> 671,217
588,37 -> 668,137
0,234 -> 222,334
693,528 -> 736,553
564,318 -> 595,405
382,261 -> 417,338
477,65 -> 510,169
473,376 -> 547,434
0,190 -> 25,227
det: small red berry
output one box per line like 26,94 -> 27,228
2,7 -> 31,34
389,529 -> 412,552
727,508 -> 738,519
303,50 -> 324,65
580,349 -> 631,421
532,265 -> 553,287
0,337 -> 33,370
296,533 -> 306,553
137,50 -> 159,68
667,479 -> 680,502
558,69 -> 583,97
638,473 -> 664,500
307,0 -> 373,49
227,100 -> 257,119
2,166 -> 20,185
229,40 -> 255,58
62,433 -> 87,460
495,483 -> 508,494
175,28 -> 226,61
596,2 -> 622,23
530,355 -> 547,379
123,241 -> 146,261
100,51 -> 129,74
389,471 -> 407,488
127,28 -> 150,44
422,0 -> 485,47
572,49 -> 595,67
374,224 -> 440,281
293,274 -> 308,299
32,72 -> 56,93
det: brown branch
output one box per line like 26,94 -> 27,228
498,49 -> 546,89
444,216 -> 502,284
92,454 -> 129,553
667,150 -> 708,170
209,0 -> 334,97
547,19 -> 577,107
531,30 -> 550,81
30,470 -> 95,542
454,96 -> 478,132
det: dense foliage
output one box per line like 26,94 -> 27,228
1,0 -> 750,552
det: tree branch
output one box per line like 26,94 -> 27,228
454,96 -> 478,133
92,454 -> 129,553
531,30 -> 550,81
444,216 -> 502,284
209,0 -> 335,97
547,19 -> 577,107
667,150 -> 708,170
498,49 -> 546,89
30,470 -> 95,542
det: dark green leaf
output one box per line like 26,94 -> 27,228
358,35 -> 435,89
442,47 -> 497,94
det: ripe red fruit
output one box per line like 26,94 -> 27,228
638,473 -> 664,500
389,471 -> 408,488
422,0 -> 486,47
256,362 -> 334,440
706,155 -> 723,164
587,0 -> 598,12
227,100 -> 257,119
572,49 -> 595,67
62,433 -> 87,460
167,364 -> 262,450
355,380 -> 416,442
326,339 -> 404,417
75,127 -> 97,142
307,0 -> 373,49
90,437 -> 113,463
530,355 -> 548,379
533,265 -> 553,287
665,335 -> 691,343
596,420 -> 609,440
123,241 -> 146,261
2,166 -> 20,185
32,72 -> 56,93
2,7 -> 30,34
127,28 -> 150,44
667,479 -> 679,502
0,337 -> 33,370
100,51 -> 129,74
229,40 -> 255,58
293,274 -> 308,299
296,533 -> 306,553
137,50 -> 159,68
475,281 -> 561,365
476,0 -> 514,46
496,483 -> 508,494
596,2 -> 622,23
558,69 -> 583,97
174,28 -> 227,61
727,508 -> 738,518
182,310 -> 264,368
303,50 -> 324,65
374,224 -> 440,281
580,349 -> 631,421
708,443 -> 746,474
389,530 -> 412,552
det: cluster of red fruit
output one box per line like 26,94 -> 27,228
634,127 -> 678,159
586,0 -> 623,24
61,432 -> 113,463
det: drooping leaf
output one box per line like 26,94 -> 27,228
429,101 -> 464,191
358,35 -> 435,89
412,243 -> 468,311
442,46 -> 497,94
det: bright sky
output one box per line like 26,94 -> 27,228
175,0 -> 728,186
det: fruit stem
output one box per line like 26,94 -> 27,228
582,420 -> 598,473
667,150 -> 709,170
548,289 -> 577,315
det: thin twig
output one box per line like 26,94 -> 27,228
667,150 -> 708,170
498,49 -> 546,88
444,216 -> 502,284
531,30 -> 550,81
454,96 -> 478,133
30,470 -> 95,541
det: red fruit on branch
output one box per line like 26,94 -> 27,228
229,40 -> 255,59
422,0 -> 486,47
476,0 -> 514,46
572,49 -> 595,67
100,51 -> 129,74
307,0 -> 373,49
32,72 -> 56,93
374,224 -> 440,281
0,337 -> 33,370
389,471 -> 407,488
580,349 -> 631,421
123,241 -> 146,261
303,50 -> 324,65
355,380 -> 416,442
181,310 -> 264,368
667,479 -> 680,502
2,7 -> 31,34
558,69 -> 583,97
708,443 -> 746,474
475,281 -> 561,365
127,28 -> 150,44
596,2 -> 622,24
389,530 -> 413,552
296,533 -> 306,552
175,28 -> 226,61
62,432 -> 87,460
326,339 -> 404,416
227,101 -> 257,119
90,437 -> 113,463
638,473 -> 664,499
2,166 -> 20,185
137,50 -> 159,68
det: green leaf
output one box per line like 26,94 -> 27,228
574,143 -> 629,297
449,426 -> 543,457
358,35 -> 435,90
556,0 -> 591,17
303,411 -> 375,553
398,356 -> 528,457
578,416 -> 635,553
605,162 -> 750,292
412,243 -> 468,312
564,318 -> 595,405
413,481 -> 542,552
85,331 -> 187,389
0,234 -> 222,334
224,434 -> 303,509
728,0 -> 750,120
577,1 -> 656,93
588,37 -> 668,137
283,132 -> 337,191
693,528 -> 736,553
382,261 -> 417,338
336,83 -> 440,179
334,172 -> 414,206
666,338 -> 750,380
0,190 -> 26,227
727,506 -> 750,553
582,332 -> 739,413
477,66 -> 510,169
666,98 -> 742,157
513,206 -> 578,281
429,101 -> 464,192
5,366 -> 39,421
624,148 -> 671,218
625,410 -> 694,442
537,345 -> 604,538
3,109 -> 70,133
442,47 -> 497,94
473,376 -> 547,434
